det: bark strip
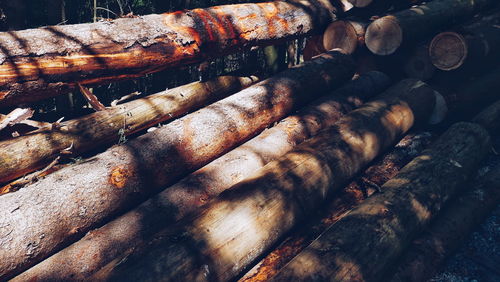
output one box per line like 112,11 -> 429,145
0,51 -> 354,280
0,0 -> 337,107
91,79 -> 438,282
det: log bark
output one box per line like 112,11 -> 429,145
272,122 -> 491,282
429,15 -> 500,71
365,0 -> 496,55
239,131 -> 436,282
0,75 -> 259,186
403,44 -> 436,81
0,51 -> 355,280
13,71 -> 391,282
472,99 -> 500,135
0,0 -> 337,107
386,150 -> 500,282
91,79 -> 440,281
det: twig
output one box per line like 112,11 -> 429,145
77,83 -> 107,111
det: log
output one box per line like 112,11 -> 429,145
12,71 -> 391,281
365,0 -> 496,55
239,131 -> 436,282
91,79 -> 441,281
429,15 -> 500,71
303,20 -> 366,59
387,150 -> 500,282
0,50 -> 355,280
272,122 -> 491,281
0,75 -> 259,186
472,99 -> 500,135
0,0 -> 337,107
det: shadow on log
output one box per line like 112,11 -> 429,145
0,75 -> 259,186
272,122 -> 491,281
12,71 -> 391,282
91,79 -> 440,281
0,51 -> 354,280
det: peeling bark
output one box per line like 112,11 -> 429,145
0,0 -> 337,107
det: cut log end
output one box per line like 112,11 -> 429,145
302,36 -> 326,61
322,21 -> 359,55
429,32 -> 468,71
348,0 -> 373,8
429,91 -> 448,125
366,17 -> 403,56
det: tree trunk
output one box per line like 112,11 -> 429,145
0,51 -> 354,280
272,122 -> 491,282
429,15 -> 500,71
386,152 -> 500,282
239,131 -> 436,282
91,79 -> 439,282
12,70 -> 390,282
365,0 -> 496,55
0,0 -> 337,107
0,75 -> 259,186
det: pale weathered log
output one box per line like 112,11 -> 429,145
12,71 -> 391,282
239,131 -> 436,282
0,75 -> 259,186
429,15 -> 500,71
365,0 -> 496,55
0,0 -> 337,107
303,20 -> 366,58
387,153 -> 500,282
0,51 -> 355,280
91,79 -> 440,281
272,122 -> 491,281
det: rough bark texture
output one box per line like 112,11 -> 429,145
365,0 -> 496,55
387,152 -> 500,282
239,131 -> 436,282
430,14 -> 500,71
0,0 -> 337,107
0,75 -> 259,185
472,99 -> 500,135
12,71 -> 391,282
272,122 -> 491,282
91,79 -> 438,282
0,51 -> 354,280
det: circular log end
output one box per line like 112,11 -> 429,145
365,17 -> 402,56
303,35 -> 326,61
429,32 -> 468,71
428,91 -> 448,125
322,21 -> 358,55
404,46 -> 436,81
348,0 -> 373,8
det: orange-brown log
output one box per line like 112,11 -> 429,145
12,71 -> 391,282
0,51 -> 355,280
0,75 -> 259,186
91,79 -> 440,281
302,35 -> 325,61
386,151 -> 500,282
0,0 -> 337,107
365,0 -> 496,55
429,15 -> 500,71
272,122 -> 491,281
239,131 -> 436,282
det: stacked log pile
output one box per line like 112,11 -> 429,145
1,0 -> 499,281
